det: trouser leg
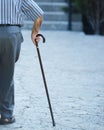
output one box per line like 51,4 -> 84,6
0,32 -> 23,119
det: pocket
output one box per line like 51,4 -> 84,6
15,32 -> 23,62
18,32 -> 24,43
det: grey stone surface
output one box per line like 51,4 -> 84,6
0,30 -> 104,130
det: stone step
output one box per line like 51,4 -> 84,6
23,21 -> 68,30
44,12 -> 68,21
25,12 -> 68,21
23,21 -> 82,31
38,2 -> 68,12
35,0 -> 66,2
72,21 -> 82,31
41,21 -> 68,30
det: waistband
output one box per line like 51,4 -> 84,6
0,25 -> 21,33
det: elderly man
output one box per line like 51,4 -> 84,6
0,0 -> 44,124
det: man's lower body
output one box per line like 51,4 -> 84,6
0,26 -> 23,124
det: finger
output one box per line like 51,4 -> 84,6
35,37 -> 41,43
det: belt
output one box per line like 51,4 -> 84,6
0,24 -> 21,27
0,25 -> 21,33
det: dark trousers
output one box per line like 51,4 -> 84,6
0,26 -> 23,118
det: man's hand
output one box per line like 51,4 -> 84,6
31,33 -> 41,45
31,16 -> 43,45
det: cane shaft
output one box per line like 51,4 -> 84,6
36,44 -> 55,126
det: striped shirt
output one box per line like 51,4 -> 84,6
0,0 -> 44,26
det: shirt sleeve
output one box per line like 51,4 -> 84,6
21,0 -> 44,21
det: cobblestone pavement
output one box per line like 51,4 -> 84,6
0,30 -> 104,130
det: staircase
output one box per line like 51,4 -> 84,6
23,0 -> 68,30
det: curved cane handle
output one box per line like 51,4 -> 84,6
35,34 -> 45,44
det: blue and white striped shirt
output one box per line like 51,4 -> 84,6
0,0 -> 44,26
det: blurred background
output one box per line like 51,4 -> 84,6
23,0 -> 104,35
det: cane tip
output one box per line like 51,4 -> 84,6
53,122 -> 56,127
